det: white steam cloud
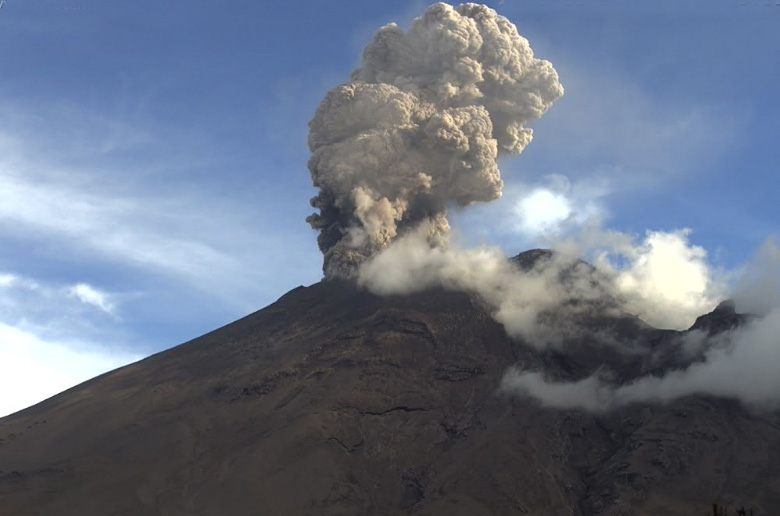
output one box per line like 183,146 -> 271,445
510,174 -> 607,238
358,224 -> 615,347
307,3 -> 563,277
589,228 -> 725,330
359,223 -> 723,345
501,239 -> 780,412
516,189 -> 573,235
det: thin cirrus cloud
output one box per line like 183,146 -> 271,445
528,57 -> 745,190
0,101 -> 320,311
0,100 -> 321,416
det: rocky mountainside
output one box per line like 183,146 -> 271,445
1,252 -> 779,516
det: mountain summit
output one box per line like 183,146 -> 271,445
1,252 -> 778,515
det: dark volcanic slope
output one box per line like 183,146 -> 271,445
1,279 -> 779,516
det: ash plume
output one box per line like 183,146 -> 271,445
307,2 -> 563,278
306,2 -> 779,413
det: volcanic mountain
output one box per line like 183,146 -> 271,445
1,251 -> 778,516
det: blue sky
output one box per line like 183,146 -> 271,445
0,0 -> 777,416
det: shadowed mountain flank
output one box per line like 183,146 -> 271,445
1,256 -> 778,515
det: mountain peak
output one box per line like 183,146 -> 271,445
0,281 -> 775,514
510,248 -> 555,270
689,299 -> 747,334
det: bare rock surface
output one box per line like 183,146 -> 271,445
1,262 -> 779,515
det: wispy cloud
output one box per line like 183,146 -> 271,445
0,271 -> 119,340
527,58 -> 746,190
0,99 -> 322,415
68,283 -> 116,316
0,101 -> 321,312
0,271 -> 139,417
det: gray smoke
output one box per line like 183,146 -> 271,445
307,3 -> 563,278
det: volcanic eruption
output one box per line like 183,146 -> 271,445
306,2 -> 563,278
1,3 -> 779,516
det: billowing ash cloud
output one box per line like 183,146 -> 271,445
307,3 -> 563,278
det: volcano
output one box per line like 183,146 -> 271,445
1,251 -> 779,516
